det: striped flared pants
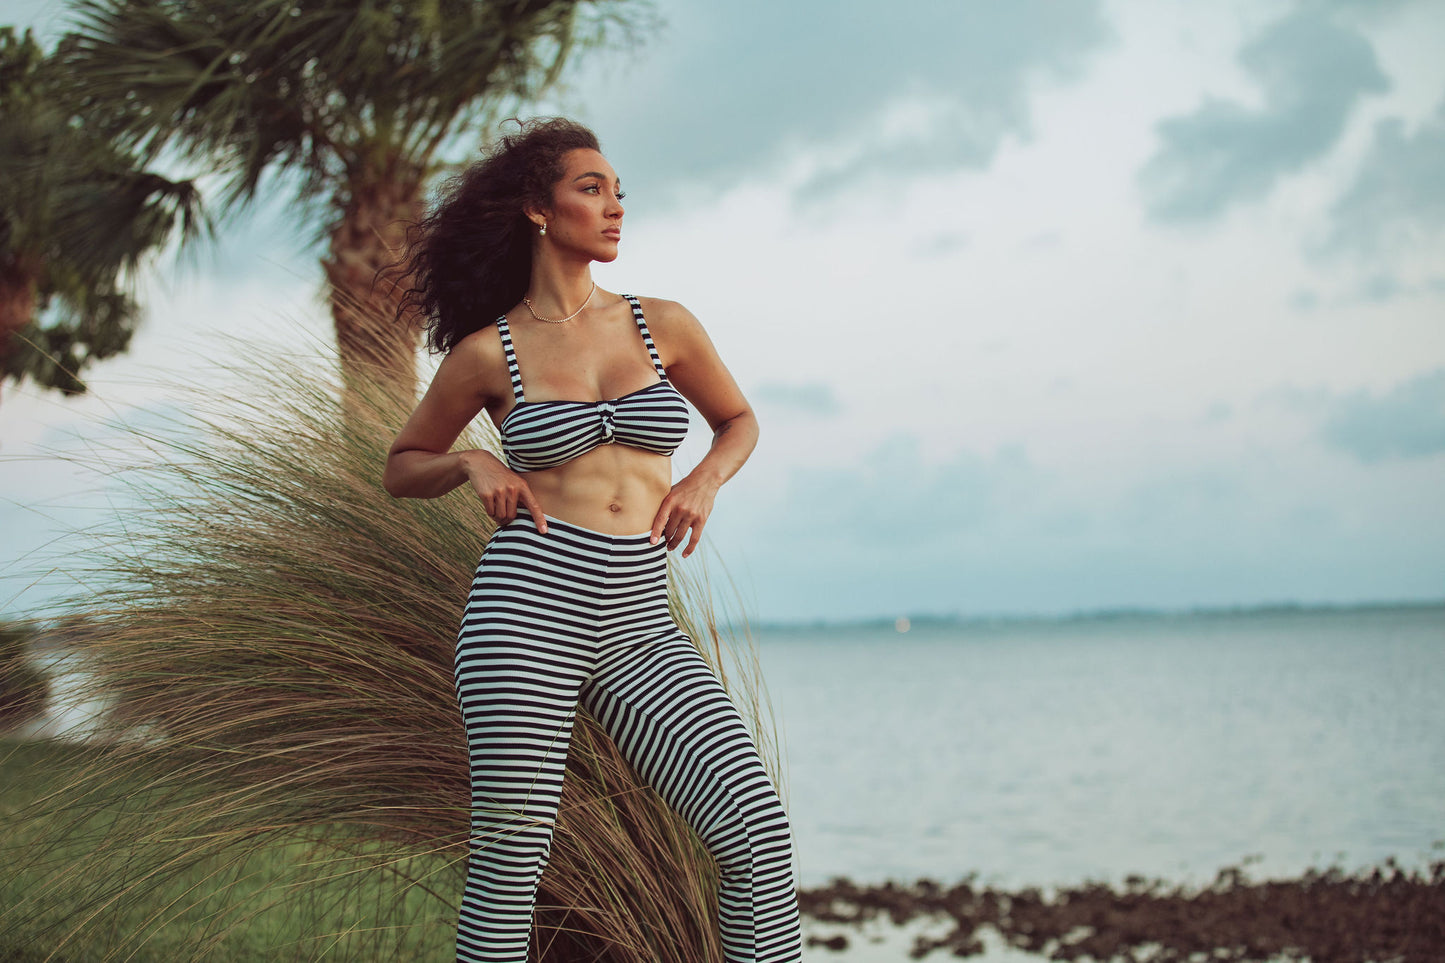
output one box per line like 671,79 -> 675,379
453,510 -> 803,963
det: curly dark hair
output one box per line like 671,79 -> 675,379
396,118 -> 602,355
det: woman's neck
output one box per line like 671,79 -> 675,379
523,257 -> 596,318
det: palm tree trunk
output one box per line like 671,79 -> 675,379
323,175 -> 425,412
0,252 -> 41,404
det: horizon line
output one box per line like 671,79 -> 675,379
737,597 -> 1445,632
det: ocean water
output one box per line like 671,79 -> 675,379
750,605 -> 1445,890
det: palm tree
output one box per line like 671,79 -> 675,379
0,26 -> 203,400
61,0 -> 645,404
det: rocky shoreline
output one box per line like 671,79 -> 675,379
798,859 -> 1445,961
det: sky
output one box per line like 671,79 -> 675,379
2,0 -> 1444,623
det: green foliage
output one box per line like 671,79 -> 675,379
62,0 -> 650,210
0,26 -> 204,396
0,740 -> 456,961
0,337 -> 774,962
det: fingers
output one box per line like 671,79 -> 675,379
665,514 -> 690,552
680,520 -> 704,559
474,470 -> 543,531
519,485 -> 547,534
652,498 -> 707,555
485,490 -> 511,523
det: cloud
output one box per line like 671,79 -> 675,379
1138,7 -> 1388,223
912,231 -> 971,259
756,435 -> 1038,554
1357,273 -> 1404,302
751,380 -> 841,416
1322,369 -> 1445,462
1119,469 -> 1243,533
1307,0 -> 1430,19
1204,402 -> 1233,424
573,0 -> 1111,201
1324,98 -> 1445,255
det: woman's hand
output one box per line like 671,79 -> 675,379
459,449 -> 547,533
650,473 -> 719,557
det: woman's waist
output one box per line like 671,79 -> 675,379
507,505 -> 657,543
522,456 -> 670,535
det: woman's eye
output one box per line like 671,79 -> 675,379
615,190 -> 626,200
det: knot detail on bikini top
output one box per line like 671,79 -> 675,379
597,400 -> 616,441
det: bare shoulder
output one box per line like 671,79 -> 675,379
455,323 -> 506,367
633,296 -> 728,379
436,324 -> 509,403
635,296 -> 708,348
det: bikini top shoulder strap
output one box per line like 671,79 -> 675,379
623,295 -> 667,379
494,316 -> 525,401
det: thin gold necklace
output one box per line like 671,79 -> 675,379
522,282 -> 596,324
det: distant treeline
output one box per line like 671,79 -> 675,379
0,619 -> 46,727
747,598 -> 1445,633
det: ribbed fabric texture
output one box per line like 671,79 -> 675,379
453,511 -> 803,963
498,295 -> 691,473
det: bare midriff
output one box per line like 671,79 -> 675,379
522,442 -> 672,535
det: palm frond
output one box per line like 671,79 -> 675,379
63,0 -> 648,208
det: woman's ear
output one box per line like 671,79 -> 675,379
522,204 -> 549,232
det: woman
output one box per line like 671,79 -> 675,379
383,118 -> 803,963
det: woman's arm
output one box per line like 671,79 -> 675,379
383,331 -> 547,530
644,299 -> 759,558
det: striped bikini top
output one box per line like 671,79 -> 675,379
497,295 -> 691,473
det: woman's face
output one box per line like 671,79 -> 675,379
538,148 -> 625,262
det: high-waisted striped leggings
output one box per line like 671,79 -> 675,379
453,510 -> 803,962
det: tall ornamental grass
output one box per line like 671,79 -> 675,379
2,335 -> 779,962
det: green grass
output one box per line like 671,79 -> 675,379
1,739 -> 458,962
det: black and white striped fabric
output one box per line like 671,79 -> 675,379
454,509 -> 803,962
497,295 -> 691,473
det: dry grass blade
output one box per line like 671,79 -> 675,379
1,334 -> 782,962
